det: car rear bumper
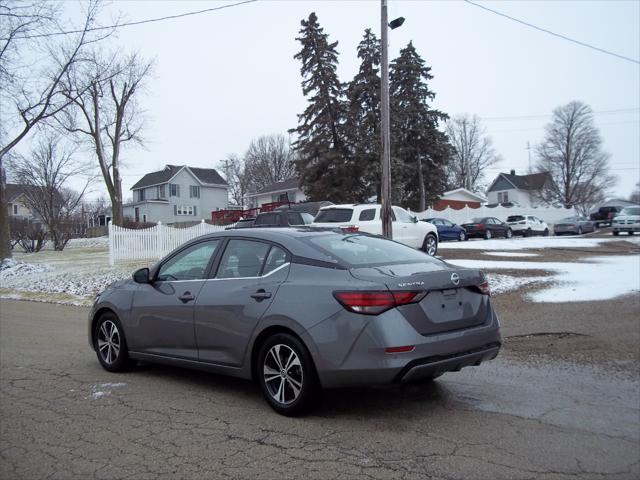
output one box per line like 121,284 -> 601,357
310,302 -> 502,388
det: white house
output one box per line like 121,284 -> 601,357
5,184 -> 38,222
486,170 -> 555,208
244,177 -> 307,208
123,165 -> 228,224
433,188 -> 487,210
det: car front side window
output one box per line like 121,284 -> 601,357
157,240 -> 220,281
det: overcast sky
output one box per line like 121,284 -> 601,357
58,0 -> 639,202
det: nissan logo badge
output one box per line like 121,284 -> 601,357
451,273 -> 460,286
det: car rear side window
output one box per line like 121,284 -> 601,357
308,234 -> 437,266
217,240 -> 270,279
314,208 -> 354,223
255,213 -> 278,225
359,208 -> 376,221
287,212 -> 304,225
262,246 -> 288,275
157,240 -> 220,281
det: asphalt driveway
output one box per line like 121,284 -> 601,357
1,299 -> 638,479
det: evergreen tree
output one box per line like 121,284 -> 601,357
346,29 -> 382,202
290,13 -> 356,202
390,42 -> 450,211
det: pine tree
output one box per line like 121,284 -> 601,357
346,29 -> 381,202
290,13 -> 356,202
390,42 -> 450,211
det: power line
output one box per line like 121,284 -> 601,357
463,0 -> 640,65
480,108 -> 640,122
10,0 -> 258,40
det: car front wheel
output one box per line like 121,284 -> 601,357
578,227 -> 583,235
458,230 -> 466,241
257,333 -> 318,416
422,233 -> 438,256
543,228 -> 549,236
484,230 -> 492,240
506,229 -> 513,239
93,313 -> 133,373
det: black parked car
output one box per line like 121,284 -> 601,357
460,217 -> 513,240
227,210 -> 314,229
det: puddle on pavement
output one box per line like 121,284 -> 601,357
440,357 -> 639,442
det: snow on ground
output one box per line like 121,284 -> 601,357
0,258 -> 51,278
88,382 -> 127,400
439,236 -> 618,251
483,252 -> 540,258
485,273 -> 546,294
448,255 -> 640,302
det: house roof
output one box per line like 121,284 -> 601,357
488,172 -> 552,192
440,188 -> 487,203
130,165 -> 227,190
5,183 -> 39,203
245,177 -> 300,198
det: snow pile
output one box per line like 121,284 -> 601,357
486,273 -> 546,294
7,271 -> 129,298
65,236 -> 109,249
0,258 -> 51,280
448,255 -> 640,302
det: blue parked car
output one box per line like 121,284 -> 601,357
423,218 -> 468,241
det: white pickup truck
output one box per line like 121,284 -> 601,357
311,204 -> 439,256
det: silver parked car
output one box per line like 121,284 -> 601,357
89,228 -> 501,415
554,216 -> 596,235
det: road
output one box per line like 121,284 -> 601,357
1,299 -> 638,480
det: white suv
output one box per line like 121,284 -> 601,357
506,215 -> 550,237
311,204 -> 439,255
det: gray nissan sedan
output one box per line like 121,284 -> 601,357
89,228 -> 501,415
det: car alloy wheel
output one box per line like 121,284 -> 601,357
263,344 -> 304,405
423,234 -> 438,256
506,229 -> 513,239
257,333 -> 318,416
98,320 -> 121,365
484,230 -> 492,240
578,227 -> 583,235
458,231 -> 466,241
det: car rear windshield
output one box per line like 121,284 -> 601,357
507,215 -> 525,222
314,208 -> 354,223
621,207 -> 640,216
307,234 -> 437,267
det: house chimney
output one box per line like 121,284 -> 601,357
510,169 -> 516,175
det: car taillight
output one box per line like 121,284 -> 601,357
478,281 -> 491,296
476,223 -> 485,229
341,225 -> 359,233
333,291 -> 425,315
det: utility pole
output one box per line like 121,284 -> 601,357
380,0 -> 393,238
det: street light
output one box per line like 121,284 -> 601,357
380,1 -> 404,239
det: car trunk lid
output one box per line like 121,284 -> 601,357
349,262 -> 490,335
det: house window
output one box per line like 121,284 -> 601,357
138,189 -> 146,202
142,214 -> 147,222
158,184 -> 166,198
498,192 -> 509,203
170,184 -> 180,197
134,207 -> 140,222
13,204 -> 18,215
175,205 -> 194,216
189,185 -> 200,198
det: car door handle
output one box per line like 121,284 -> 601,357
250,290 -> 272,301
178,292 -> 195,303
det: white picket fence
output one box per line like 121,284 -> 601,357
411,205 -> 577,226
108,220 -> 228,266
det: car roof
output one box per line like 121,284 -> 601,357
192,227 -> 348,264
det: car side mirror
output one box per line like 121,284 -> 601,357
412,216 -> 418,223
133,267 -> 151,284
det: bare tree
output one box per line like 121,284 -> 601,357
0,0 -> 109,259
244,134 -> 297,193
445,114 -> 500,191
9,133 -> 93,250
10,217 -> 47,252
59,51 -> 153,226
534,101 -> 616,213
220,154 -> 249,206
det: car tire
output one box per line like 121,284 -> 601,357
257,333 -> 319,416
524,228 -> 532,237
628,231 -> 634,236
422,234 -> 438,256
577,227 -> 583,235
484,230 -> 492,240
93,312 -> 133,373
458,231 -> 466,242
506,229 -> 513,239
613,231 -> 619,236
543,228 -> 549,236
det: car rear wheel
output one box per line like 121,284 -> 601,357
458,231 -> 466,241
543,228 -> 549,236
484,230 -> 492,240
524,228 -> 532,237
93,313 -> 133,373
422,234 -> 438,256
257,333 -> 318,416
506,229 -> 513,239
578,227 -> 583,235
